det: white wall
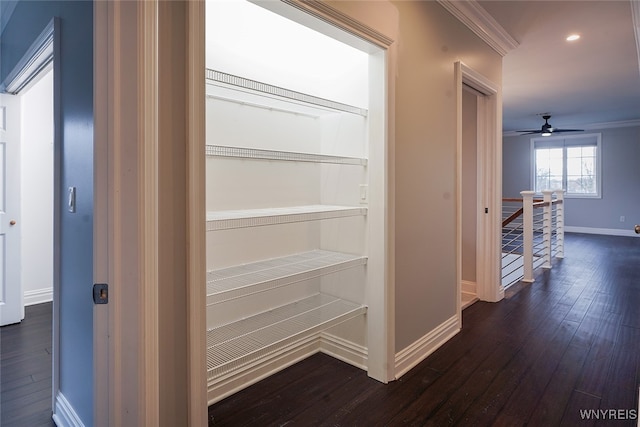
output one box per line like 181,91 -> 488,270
20,68 -> 53,305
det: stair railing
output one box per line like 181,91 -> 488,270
502,189 -> 564,288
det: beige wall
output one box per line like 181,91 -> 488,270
462,88 -> 478,283
327,0 -> 502,352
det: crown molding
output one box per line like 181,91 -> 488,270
279,0 -> 394,48
437,0 -> 519,56
631,0 -> 640,77
503,119 -> 640,137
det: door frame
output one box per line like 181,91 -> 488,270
94,1 -> 207,425
455,61 -> 503,323
1,16 -> 63,419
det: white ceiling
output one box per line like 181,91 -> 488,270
477,0 -> 640,134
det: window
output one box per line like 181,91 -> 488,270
531,134 -> 601,198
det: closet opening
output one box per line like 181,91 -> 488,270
204,0 -> 387,403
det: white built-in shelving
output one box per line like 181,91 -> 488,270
207,250 -> 367,304
204,62 -> 371,402
206,144 -> 367,165
206,69 -> 368,117
206,293 -> 366,380
206,205 -> 367,231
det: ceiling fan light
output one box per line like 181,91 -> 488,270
542,131 -> 552,136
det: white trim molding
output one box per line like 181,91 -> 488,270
2,19 -> 54,94
53,391 -> 85,427
461,280 -> 477,295
394,315 -> 459,379
279,0 -> 394,49
565,227 -> 640,237
185,1 -> 208,425
631,0 -> 640,78
437,0 -> 518,56
320,332 -> 368,370
23,287 -> 53,306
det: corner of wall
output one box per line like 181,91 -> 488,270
394,315 -> 459,379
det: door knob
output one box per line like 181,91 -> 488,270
9,220 -> 16,226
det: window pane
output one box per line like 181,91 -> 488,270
567,157 -> 581,175
566,146 -> 582,157
581,157 -> 594,176
535,148 -> 563,192
568,174 -> 596,194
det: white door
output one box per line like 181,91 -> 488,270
0,92 -> 23,326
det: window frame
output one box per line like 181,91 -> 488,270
530,133 -> 602,199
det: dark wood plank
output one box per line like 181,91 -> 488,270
561,390 -> 600,426
600,325 -> 640,416
0,303 -> 54,427
526,342 -> 590,426
574,309 -> 622,397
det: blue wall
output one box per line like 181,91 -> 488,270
503,126 -> 640,232
1,1 -> 94,424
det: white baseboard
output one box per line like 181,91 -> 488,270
207,335 -> 320,405
207,332 -> 370,405
565,226 -> 640,237
394,315 -> 460,379
24,287 -> 53,306
461,280 -> 477,295
319,332 -> 368,370
53,391 -> 85,427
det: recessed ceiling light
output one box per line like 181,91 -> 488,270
566,34 -> 580,41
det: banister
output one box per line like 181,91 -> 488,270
502,207 -> 523,228
502,189 -> 564,289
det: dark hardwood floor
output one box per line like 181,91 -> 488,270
209,233 -> 640,426
0,302 -> 55,426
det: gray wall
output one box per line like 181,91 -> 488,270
1,1 -> 94,424
503,126 -> 640,232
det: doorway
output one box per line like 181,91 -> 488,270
203,0 -> 389,403
0,65 -> 53,327
455,61 -> 503,322
19,67 -> 54,309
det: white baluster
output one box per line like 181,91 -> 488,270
554,189 -> 565,259
521,191 -> 535,282
541,190 -> 554,269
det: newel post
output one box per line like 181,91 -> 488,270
521,191 -> 535,282
554,189 -> 565,258
541,190 -> 554,268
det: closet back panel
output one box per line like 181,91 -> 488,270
206,222 -> 322,269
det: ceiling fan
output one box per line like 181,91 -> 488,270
517,114 -> 583,136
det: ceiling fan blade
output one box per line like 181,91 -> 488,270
516,130 -> 542,134
551,128 -> 584,133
